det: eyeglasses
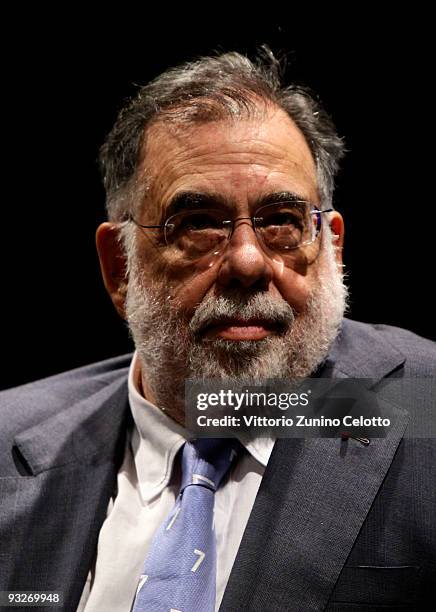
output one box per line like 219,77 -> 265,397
130,200 -> 333,263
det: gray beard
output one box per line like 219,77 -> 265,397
125,235 -> 348,420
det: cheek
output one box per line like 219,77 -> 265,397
140,258 -> 218,319
169,269 -> 218,315
274,267 -> 315,313
138,238 -> 222,313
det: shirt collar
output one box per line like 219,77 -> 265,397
128,352 -> 188,502
128,352 -> 275,502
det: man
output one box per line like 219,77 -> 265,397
1,49 -> 435,612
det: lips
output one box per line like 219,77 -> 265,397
200,317 -> 283,341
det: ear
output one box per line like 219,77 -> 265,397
328,211 -> 345,267
96,222 -> 128,319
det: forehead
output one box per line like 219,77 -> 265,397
139,106 -> 319,216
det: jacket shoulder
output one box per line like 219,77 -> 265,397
341,319 -> 436,376
0,353 -> 133,433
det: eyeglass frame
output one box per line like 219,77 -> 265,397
128,200 -> 334,255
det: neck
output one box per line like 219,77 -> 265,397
136,361 -> 186,426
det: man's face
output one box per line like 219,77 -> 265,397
97,105 -> 346,422
134,106 -> 324,320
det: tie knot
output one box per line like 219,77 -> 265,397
180,438 -> 240,494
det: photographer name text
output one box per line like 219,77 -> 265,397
196,415 -> 391,428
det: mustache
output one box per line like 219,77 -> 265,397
189,291 -> 296,337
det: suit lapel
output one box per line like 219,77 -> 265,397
0,377 -> 130,612
220,319 -> 409,612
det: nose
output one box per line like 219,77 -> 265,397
216,219 -> 274,290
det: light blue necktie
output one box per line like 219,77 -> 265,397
131,438 -> 240,612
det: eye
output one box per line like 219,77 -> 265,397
185,213 -> 218,230
259,209 -> 303,229
173,210 -> 224,233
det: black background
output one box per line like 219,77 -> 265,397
2,15 -> 434,390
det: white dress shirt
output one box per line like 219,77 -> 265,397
78,352 -> 274,611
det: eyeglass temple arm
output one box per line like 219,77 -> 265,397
312,208 -> 334,232
128,215 -> 164,229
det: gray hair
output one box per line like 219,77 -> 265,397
99,47 -> 345,225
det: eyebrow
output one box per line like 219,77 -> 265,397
256,191 -> 312,207
163,190 -> 313,219
164,192 -> 228,218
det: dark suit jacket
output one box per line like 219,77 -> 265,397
1,319 -> 435,612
